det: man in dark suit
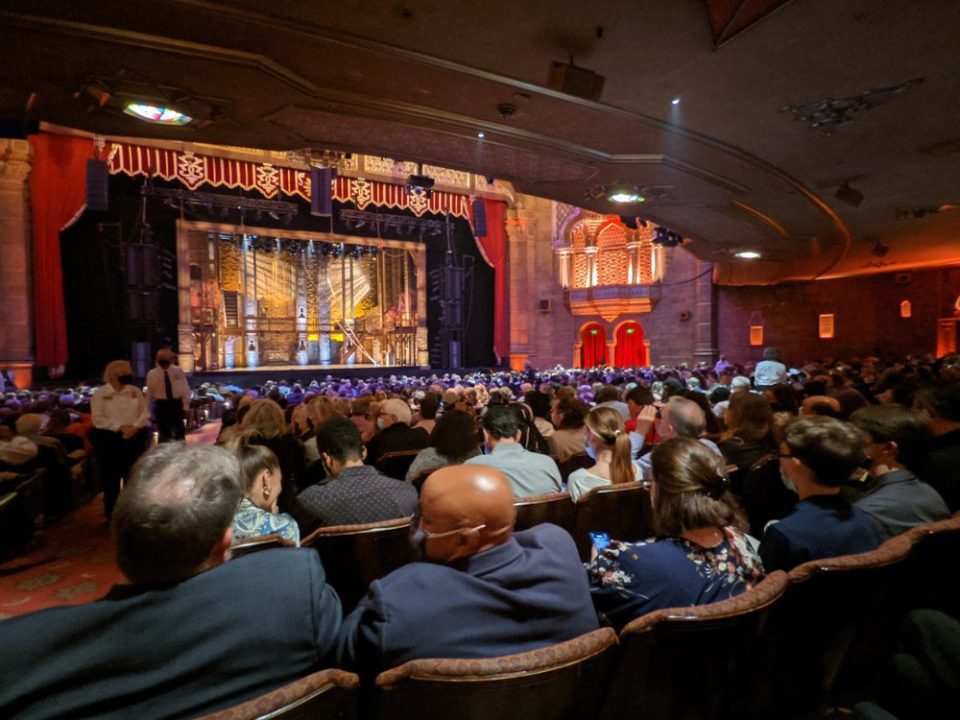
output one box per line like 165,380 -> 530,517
0,443 -> 342,720
914,380 -> 960,512
338,463 -> 599,683
364,397 -> 429,464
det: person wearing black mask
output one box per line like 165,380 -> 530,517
145,348 -> 191,441
90,359 -> 150,520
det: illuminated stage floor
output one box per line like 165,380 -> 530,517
191,364 -> 436,386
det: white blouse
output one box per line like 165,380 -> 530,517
91,383 -> 150,432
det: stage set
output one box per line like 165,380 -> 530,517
176,220 -> 428,376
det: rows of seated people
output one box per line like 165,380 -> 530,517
2,352 -> 960,718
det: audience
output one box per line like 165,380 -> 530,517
759,416 -> 882,571
225,434 -> 301,545
568,406 -> 640,501
0,443 -> 341,719
405,409 -> 481,483
639,395 -> 721,480
548,396 -> 589,461
587,437 -> 763,631
364,397 -> 429,463
293,416 -> 418,534
849,405 -> 949,539
464,405 -> 562,496
718,392 -> 778,478
234,398 -> 306,511
338,463 -> 598,683
913,380 -> 960,512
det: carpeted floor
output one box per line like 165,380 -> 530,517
0,422 -> 222,621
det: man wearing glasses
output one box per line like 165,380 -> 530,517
338,463 -> 598,683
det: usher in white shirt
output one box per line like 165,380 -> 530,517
91,384 -> 150,432
145,365 -> 192,411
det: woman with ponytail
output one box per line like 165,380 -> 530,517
568,406 -> 640,502
586,437 -> 763,630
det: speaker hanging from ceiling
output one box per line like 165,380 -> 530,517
472,198 -> 487,237
311,166 -> 336,216
86,159 -> 109,212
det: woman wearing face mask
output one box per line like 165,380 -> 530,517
586,437 -> 762,630
225,435 -> 301,545
567,406 -> 640,502
89,359 -> 151,520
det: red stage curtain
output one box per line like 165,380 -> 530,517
615,322 -> 647,367
581,324 -> 607,367
29,133 -> 92,370
474,199 -> 509,361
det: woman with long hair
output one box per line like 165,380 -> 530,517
225,434 -> 301,545
568,406 -> 639,502
586,437 -> 762,630
405,409 -> 482,483
232,398 -> 305,511
718,391 -> 778,478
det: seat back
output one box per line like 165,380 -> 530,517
898,515 -> 960,616
572,483 -> 653,561
302,517 -> 416,611
513,491 -> 575,534
196,668 -> 360,720
373,627 -> 618,720
598,572 -> 788,720
375,450 -> 421,481
231,533 -> 296,557
738,536 -> 913,719
557,452 -> 593,484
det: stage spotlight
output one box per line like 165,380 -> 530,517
405,172 -> 435,198
735,250 -> 762,259
835,183 -> 864,207
607,184 -> 645,204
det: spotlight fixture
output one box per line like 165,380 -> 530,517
671,97 -> 681,106
606,184 -> 646,204
735,251 -> 762,259
477,131 -> 485,139
652,227 -> 683,247
834,182 -> 864,208
123,102 -> 192,126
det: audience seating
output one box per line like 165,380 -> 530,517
557,452 -> 593,485
231,533 -> 296,557
373,627 -> 618,720
302,517 -> 416,611
197,668 -> 360,720
896,514 -> 960,617
410,469 -> 433,494
737,535 -> 914,719
513,491 -> 575,534
737,453 -> 797,538
598,571 -> 789,720
572,483 -> 653,561
374,450 -> 421,481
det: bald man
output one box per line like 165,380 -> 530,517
338,464 -> 598,682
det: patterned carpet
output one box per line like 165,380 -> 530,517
0,495 -> 125,620
0,422 -> 222,621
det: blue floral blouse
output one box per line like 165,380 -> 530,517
232,497 -> 301,546
586,527 -> 764,630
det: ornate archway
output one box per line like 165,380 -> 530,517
613,320 -> 649,367
576,322 -> 608,368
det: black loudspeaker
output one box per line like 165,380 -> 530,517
472,198 -> 487,237
86,159 -> 109,212
311,166 -> 336,216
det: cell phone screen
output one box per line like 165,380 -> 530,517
589,531 -> 611,552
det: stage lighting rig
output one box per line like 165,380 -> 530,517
405,164 -> 435,198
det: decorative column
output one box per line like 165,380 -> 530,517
243,236 -> 259,368
505,204 -> 533,371
625,240 -> 642,285
295,250 -> 308,366
584,245 -> 598,287
318,254 -> 331,364
175,220 -> 195,374
0,139 -> 34,387
415,247 -> 429,367
692,259 -> 718,362
557,247 -> 572,288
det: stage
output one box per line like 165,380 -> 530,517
190,364 -> 440,387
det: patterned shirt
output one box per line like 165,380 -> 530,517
232,497 -> 301,546
587,527 -> 764,630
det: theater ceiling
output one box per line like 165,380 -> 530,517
0,0 -> 957,282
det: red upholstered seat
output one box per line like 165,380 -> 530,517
598,571 -> 789,720
196,668 -> 360,720
301,517 -> 416,612
572,483 -> 653,561
373,627 -> 618,720
513,491 -> 575,534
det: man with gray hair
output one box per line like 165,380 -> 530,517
0,443 -> 342,720
638,396 -> 722,481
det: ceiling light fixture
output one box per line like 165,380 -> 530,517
477,131 -> 485,139
671,97 -> 681,106
735,251 -> 762,259
123,102 -> 192,126
606,185 -> 646,204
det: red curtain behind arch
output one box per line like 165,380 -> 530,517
581,324 -> 607,367
473,199 -> 508,361
28,133 -> 92,370
615,321 -> 647,367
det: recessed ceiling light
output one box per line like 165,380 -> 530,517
606,184 -> 646,204
671,97 -> 681,106
123,102 -> 192,126
735,250 -> 762,259
477,131 -> 485,139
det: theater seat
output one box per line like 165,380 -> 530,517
373,627 -> 618,720
301,517 -> 416,611
557,452 -> 593,484
231,533 -> 296,557
897,514 -> 960,616
196,668 -> 360,720
572,483 -> 653,561
738,535 -> 914,719
375,450 -> 421,481
513,491 -> 575,534
598,571 -> 789,720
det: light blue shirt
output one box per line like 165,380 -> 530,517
464,442 -> 562,497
